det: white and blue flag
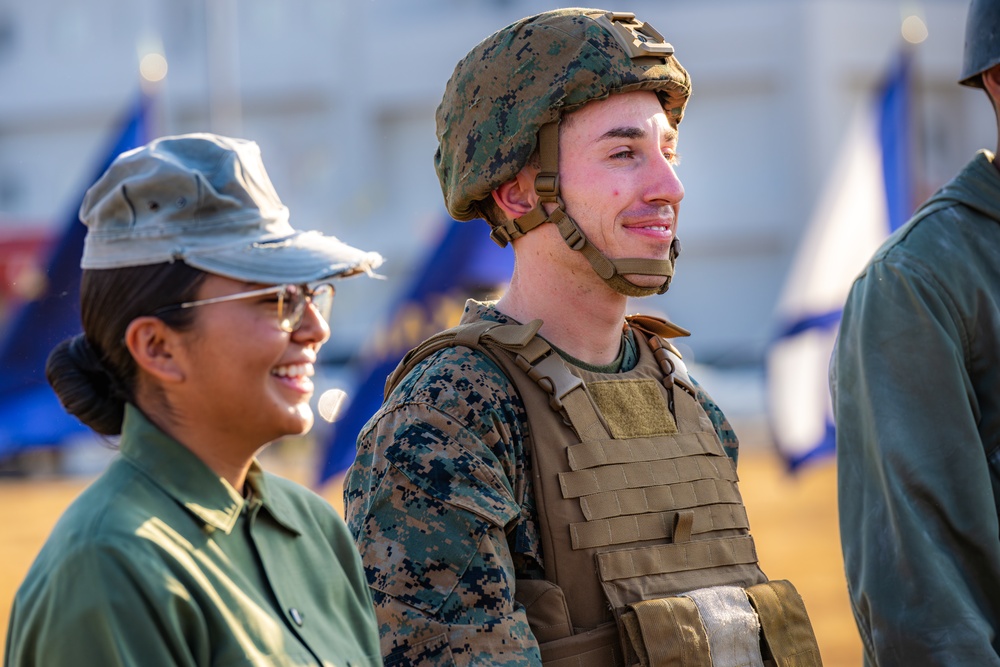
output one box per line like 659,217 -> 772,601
767,51 -> 915,470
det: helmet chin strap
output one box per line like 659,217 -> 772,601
490,121 -> 679,297
542,204 -> 678,297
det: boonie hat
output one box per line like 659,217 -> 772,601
79,133 -> 383,284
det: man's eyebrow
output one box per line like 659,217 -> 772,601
599,126 -> 645,140
597,125 -> 678,141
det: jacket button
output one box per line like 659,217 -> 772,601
289,608 -> 304,626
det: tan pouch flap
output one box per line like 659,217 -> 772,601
745,580 -> 823,666
622,596 -> 711,667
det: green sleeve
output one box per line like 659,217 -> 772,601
832,254 -> 1000,666
5,542 -> 207,667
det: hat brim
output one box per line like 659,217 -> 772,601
183,230 -> 383,285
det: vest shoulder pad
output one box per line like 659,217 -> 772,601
626,315 -> 695,392
626,313 -> 691,339
383,319 -> 543,400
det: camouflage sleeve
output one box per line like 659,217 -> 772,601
344,347 -> 542,667
687,374 -> 740,465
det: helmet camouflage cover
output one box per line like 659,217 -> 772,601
435,8 -> 691,223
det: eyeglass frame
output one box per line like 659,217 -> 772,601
151,282 -> 335,333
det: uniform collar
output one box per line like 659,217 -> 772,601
469,299 -> 638,372
929,150 -> 1000,221
119,404 -> 303,536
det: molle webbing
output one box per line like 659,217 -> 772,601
598,535 -> 759,582
559,453 -> 739,499
566,432 -> 723,472
578,475 -> 743,521
571,504 -> 750,550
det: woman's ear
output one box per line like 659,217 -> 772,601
491,164 -> 540,219
124,317 -> 186,384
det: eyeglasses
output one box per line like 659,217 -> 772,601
153,283 -> 335,333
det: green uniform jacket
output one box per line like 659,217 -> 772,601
832,150 -> 1000,666
4,405 -> 380,667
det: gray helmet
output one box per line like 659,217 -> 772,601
435,9 -> 690,297
959,0 -> 1000,88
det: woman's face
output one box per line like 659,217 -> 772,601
175,274 -> 331,447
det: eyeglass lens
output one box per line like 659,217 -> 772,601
279,284 -> 334,333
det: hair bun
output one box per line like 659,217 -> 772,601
46,334 -> 125,436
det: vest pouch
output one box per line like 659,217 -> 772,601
538,622 -> 623,667
620,586 -> 764,667
618,582 -> 823,667
514,578 -> 573,644
620,595 -> 712,667
515,579 -> 624,666
745,580 -> 823,666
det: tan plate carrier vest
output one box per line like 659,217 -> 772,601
387,313 -> 822,667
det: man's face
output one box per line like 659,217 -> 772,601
557,90 -> 683,288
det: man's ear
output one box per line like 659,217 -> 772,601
124,317 -> 186,384
984,64 -> 1000,105
491,164 -> 540,219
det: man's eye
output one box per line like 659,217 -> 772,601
665,151 -> 681,165
610,149 -> 634,160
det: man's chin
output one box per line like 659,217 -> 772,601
622,273 -> 669,290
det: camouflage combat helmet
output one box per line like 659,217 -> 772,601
959,0 -> 1000,88
434,8 -> 691,297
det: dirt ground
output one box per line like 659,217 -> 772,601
0,443 -> 862,665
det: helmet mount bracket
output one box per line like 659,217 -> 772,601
594,12 -> 674,61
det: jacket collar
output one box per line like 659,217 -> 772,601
119,404 -> 303,536
927,150 -> 1000,220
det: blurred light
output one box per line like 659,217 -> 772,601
139,52 -> 168,82
318,388 -> 348,423
901,15 -> 928,44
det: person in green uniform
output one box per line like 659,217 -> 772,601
4,133 -> 383,666
831,2 -> 1000,665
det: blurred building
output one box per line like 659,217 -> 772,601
0,0 -> 987,364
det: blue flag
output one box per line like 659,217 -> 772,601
317,216 -> 513,484
0,94 -> 152,460
766,51 -> 914,470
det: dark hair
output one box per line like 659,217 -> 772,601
45,262 -> 206,435
477,197 -> 507,229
